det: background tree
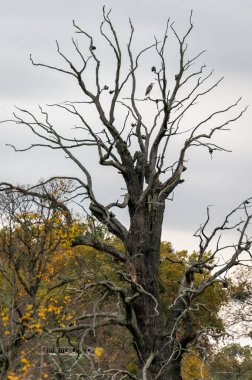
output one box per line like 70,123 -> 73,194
220,266 -> 252,342
0,181 -> 80,379
0,184 -> 138,379
209,344 -> 252,380
0,8 -> 251,380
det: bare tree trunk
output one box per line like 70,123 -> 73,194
125,201 -> 172,376
126,197 -> 195,379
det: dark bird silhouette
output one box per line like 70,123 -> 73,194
145,82 -> 154,96
208,147 -> 213,159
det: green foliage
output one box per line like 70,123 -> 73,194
159,243 -> 228,333
209,344 -> 252,380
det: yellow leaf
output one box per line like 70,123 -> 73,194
95,347 -> 104,358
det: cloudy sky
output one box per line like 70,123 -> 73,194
0,0 -> 251,252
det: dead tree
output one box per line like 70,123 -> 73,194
0,8 -> 251,380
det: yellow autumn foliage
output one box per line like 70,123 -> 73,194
7,372 -> 19,380
95,347 -> 104,358
181,350 -> 210,380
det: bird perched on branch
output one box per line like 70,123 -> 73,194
145,82 -> 154,97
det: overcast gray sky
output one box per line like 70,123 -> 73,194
0,0 -> 251,252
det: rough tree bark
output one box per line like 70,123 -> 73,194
0,8 -> 250,380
